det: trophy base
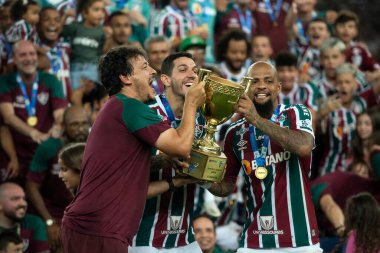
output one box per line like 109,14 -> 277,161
183,148 -> 226,183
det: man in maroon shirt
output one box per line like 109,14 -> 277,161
0,40 -> 68,180
61,47 -> 205,253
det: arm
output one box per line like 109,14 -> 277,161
155,81 -> 205,158
147,176 -> 200,198
320,194 -> 345,236
0,102 -> 49,143
237,95 -> 314,157
0,125 -> 19,178
285,2 -> 298,42
204,179 -> 235,197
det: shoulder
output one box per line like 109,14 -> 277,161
36,137 -> 62,153
23,214 -> 45,228
39,71 -> 60,87
226,118 -> 246,137
0,73 -> 16,93
282,104 -> 312,118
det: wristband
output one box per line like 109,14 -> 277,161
166,177 -> 177,193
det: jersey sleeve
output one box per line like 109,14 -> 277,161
287,104 -> 314,138
120,97 -> 170,147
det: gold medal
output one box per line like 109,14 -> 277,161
255,166 -> 268,180
27,116 -> 38,127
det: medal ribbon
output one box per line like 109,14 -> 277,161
234,4 -> 252,35
296,11 -> 317,42
264,0 -> 283,24
47,47 -> 62,77
160,94 -> 178,128
248,104 -> 281,168
16,73 -> 39,118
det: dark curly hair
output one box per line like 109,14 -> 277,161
10,0 -> 38,21
344,192 -> 380,253
215,29 -> 251,63
98,46 -> 146,96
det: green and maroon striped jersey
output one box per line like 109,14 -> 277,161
318,88 -> 378,175
132,94 -> 205,248
223,104 -> 319,249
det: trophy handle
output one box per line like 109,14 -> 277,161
240,76 -> 254,94
198,68 -> 212,82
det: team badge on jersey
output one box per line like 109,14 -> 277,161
37,92 -> 49,105
259,216 -> 274,231
169,216 -> 182,230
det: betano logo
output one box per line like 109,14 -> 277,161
251,151 -> 291,169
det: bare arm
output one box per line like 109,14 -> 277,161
320,194 -> 345,236
203,180 -> 235,197
0,103 -> 49,143
155,81 -> 205,158
0,125 -> 19,178
237,95 -> 314,157
147,176 -> 200,199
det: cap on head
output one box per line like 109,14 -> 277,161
179,35 -> 206,52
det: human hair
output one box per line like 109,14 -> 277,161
144,35 -> 171,51
1,0 -> 15,8
39,5 -> 57,15
161,52 -> 194,76
351,107 -> 380,169
215,29 -> 251,62
335,10 -> 359,28
320,37 -> 346,55
308,17 -> 329,29
252,34 -> 272,46
344,192 -> 380,253
335,63 -> 357,77
10,0 -> 38,21
77,0 -> 102,16
108,10 -> 129,24
98,46 -> 146,96
0,231 -> 23,250
192,214 -> 216,233
275,52 -> 297,68
59,142 -> 86,174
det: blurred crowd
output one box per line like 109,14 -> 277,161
0,0 -> 379,252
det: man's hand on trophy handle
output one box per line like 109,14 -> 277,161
173,158 -> 189,174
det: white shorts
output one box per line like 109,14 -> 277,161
237,243 -> 323,253
128,241 -> 202,253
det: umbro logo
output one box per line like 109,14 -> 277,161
237,140 -> 247,150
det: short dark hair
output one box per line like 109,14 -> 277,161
77,0 -> 102,15
335,10 -> 359,28
215,29 -> 251,62
275,52 -> 298,68
98,46 -> 146,96
0,231 -> 23,250
308,18 -> 329,29
108,10 -> 129,24
161,52 -> 194,76
39,5 -> 57,15
11,0 -> 38,21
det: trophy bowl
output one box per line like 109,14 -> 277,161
184,69 -> 252,182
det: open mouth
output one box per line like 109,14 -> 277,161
184,82 -> 194,87
254,92 -> 270,99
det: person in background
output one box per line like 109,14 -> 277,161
58,142 -> 86,196
145,35 -> 171,95
0,231 -> 23,253
193,215 -> 234,253
0,182 -> 49,253
0,40 -> 68,181
61,0 -> 106,104
179,35 -> 207,67
215,29 -> 250,83
250,34 -> 273,65
344,192 -> 380,253
0,0 -> 15,74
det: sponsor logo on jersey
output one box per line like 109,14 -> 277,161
161,216 -> 186,235
251,151 -> 291,169
236,126 -> 247,136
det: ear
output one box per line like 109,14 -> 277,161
119,74 -> 132,86
161,74 -> 171,88
277,82 -> 282,93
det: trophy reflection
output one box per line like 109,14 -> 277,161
184,69 -> 253,182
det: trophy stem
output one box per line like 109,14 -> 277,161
197,119 -> 221,155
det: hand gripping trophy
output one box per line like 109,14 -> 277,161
183,69 -> 253,182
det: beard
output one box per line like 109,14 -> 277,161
225,58 -> 244,73
253,99 -> 274,119
4,208 -> 25,222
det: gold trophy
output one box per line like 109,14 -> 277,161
184,69 -> 254,182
